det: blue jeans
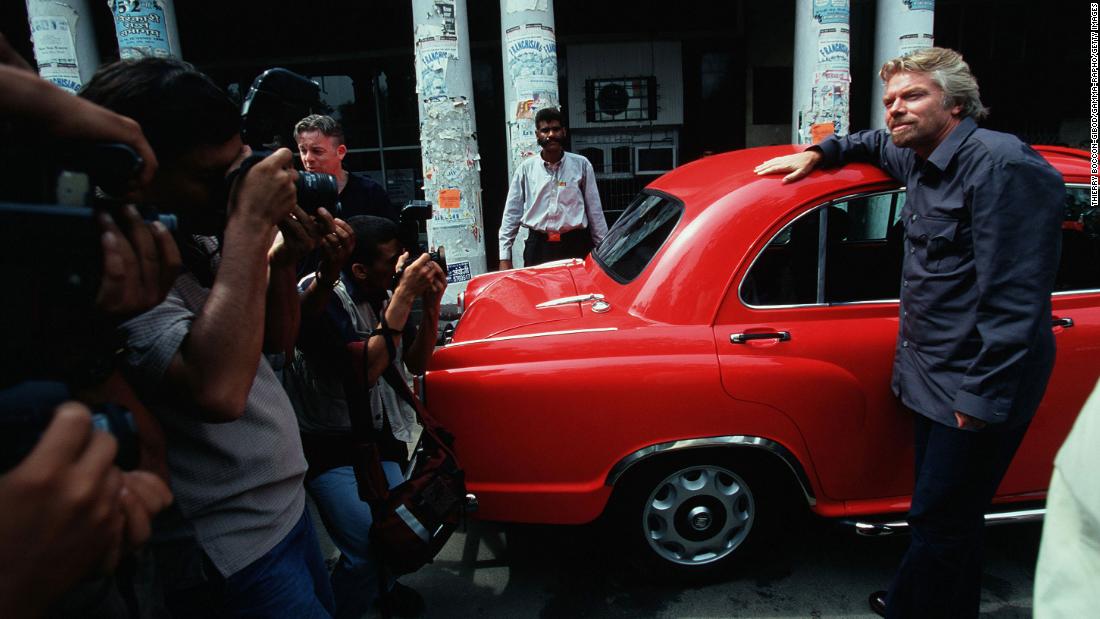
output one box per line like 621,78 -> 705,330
307,462 -> 404,619
163,509 -> 335,618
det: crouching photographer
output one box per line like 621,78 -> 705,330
78,57 -> 342,617
286,215 -> 445,618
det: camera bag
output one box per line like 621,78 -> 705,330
347,338 -> 471,576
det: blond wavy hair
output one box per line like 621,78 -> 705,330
880,47 -> 989,121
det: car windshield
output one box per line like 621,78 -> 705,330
593,191 -> 683,283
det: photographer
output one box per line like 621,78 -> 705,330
286,215 -> 445,618
79,58 -> 337,617
0,36 -> 175,617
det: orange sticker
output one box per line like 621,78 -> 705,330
810,122 -> 836,144
438,188 -> 461,209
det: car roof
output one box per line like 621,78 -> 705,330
616,143 -> 1090,326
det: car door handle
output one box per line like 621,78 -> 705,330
1052,317 -> 1074,329
730,331 -> 791,344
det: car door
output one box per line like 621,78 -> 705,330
715,183 -> 1099,505
998,183 -> 1100,496
714,190 -> 913,503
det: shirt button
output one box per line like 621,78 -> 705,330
903,280 -> 909,287
902,341 -> 909,348
910,247 -> 915,254
910,214 -> 918,222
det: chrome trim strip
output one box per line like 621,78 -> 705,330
536,293 -> 606,309
851,508 -> 1045,537
444,327 -> 618,348
604,435 -> 817,506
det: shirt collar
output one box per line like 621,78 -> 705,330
542,154 -> 564,171
339,273 -> 386,306
925,116 -> 977,172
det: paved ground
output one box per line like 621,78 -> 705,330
312,500 -> 1041,618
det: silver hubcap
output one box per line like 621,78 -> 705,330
642,465 -> 755,566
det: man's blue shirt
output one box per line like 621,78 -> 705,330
815,118 -> 1065,428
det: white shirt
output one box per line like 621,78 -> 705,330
1034,378 -> 1100,617
498,151 -> 609,260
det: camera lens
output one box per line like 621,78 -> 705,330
296,171 -> 339,215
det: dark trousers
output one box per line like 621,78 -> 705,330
523,227 -> 592,266
885,413 -> 1031,619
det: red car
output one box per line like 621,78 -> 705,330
425,145 -> 1097,577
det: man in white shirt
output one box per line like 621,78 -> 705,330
498,107 -> 608,269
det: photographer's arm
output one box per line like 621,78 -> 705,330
356,254 -> 440,385
264,205 -> 326,356
162,150 -> 298,422
403,265 -> 446,376
0,63 -> 158,192
300,214 -> 354,320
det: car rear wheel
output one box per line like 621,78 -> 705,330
614,454 -> 789,581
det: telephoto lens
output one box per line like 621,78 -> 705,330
295,170 -> 340,216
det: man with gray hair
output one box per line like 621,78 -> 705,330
295,114 -> 398,222
756,47 -> 1064,618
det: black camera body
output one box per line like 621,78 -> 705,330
0,382 -> 139,474
239,68 -> 339,216
391,200 -> 447,289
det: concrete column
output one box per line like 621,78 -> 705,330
870,0 -> 935,129
412,0 -> 486,302
25,0 -> 100,93
108,0 -> 182,59
500,0 -> 560,268
792,0 -> 851,144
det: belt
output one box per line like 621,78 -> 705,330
527,227 -> 587,242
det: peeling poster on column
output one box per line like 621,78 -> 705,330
29,16 -> 82,93
415,2 -> 459,98
110,0 -> 172,59
505,24 -> 558,102
813,0 -> 849,25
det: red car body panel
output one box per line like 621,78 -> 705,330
427,144 -> 1098,525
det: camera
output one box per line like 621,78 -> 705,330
392,200 -> 447,289
239,68 -> 339,216
0,381 -> 139,474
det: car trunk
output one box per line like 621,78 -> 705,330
451,261 -> 583,341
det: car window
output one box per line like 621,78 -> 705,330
741,190 -> 904,306
1055,185 -> 1100,293
743,184 -> 1098,307
593,191 -> 683,283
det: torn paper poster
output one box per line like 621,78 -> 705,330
421,98 -> 478,227
416,34 -> 460,99
813,0 -> 849,25
504,23 -> 558,93
817,28 -> 850,71
898,32 -> 935,57
110,0 -> 172,59
29,15 -> 82,93
505,0 -> 547,14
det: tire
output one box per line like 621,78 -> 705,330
612,452 -> 793,582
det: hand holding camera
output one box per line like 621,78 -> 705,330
96,206 -> 181,321
229,147 -> 300,230
394,252 -> 448,301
